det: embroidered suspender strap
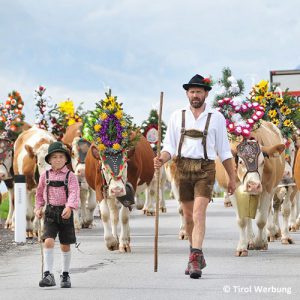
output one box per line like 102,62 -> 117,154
64,171 -> 70,199
46,170 -> 49,205
177,110 -> 186,158
202,113 -> 212,160
45,170 -> 71,204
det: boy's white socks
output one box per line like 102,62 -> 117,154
44,248 -> 54,273
61,251 -> 71,273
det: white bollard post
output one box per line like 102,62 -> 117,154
14,175 -> 26,243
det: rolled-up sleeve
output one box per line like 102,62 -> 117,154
35,172 -> 46,209
66,172 -> 80,209
161,112 -> 178,158
215,113 -> 233,162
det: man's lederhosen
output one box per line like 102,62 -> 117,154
174,110 -> 216,201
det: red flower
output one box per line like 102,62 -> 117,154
203,78 -> 211,84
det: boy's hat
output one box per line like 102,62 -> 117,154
45,142 -> 71,165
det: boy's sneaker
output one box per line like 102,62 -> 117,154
39,271 -> 56,287
60,272 -> 71,288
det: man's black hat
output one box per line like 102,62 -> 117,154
183,74 -> 212,91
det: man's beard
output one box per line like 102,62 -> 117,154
190,98 -> 205,108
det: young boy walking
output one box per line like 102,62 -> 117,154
35,141 -> 80,288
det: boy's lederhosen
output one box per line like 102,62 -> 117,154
42,170 -> 76,244
174,110 -> 216,202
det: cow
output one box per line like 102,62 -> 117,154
136,166 -> 167,216
270,138 -> 297,243
62,123 -> 97,230
164,159 -> 188,240
216,121 -> 285,256
13,126 -> 56,237
85,133 -> 154,252
0,123 -> 31,229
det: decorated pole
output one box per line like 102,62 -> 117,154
154,91 -> 163,272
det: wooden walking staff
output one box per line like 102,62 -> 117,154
154,91 -> 164,272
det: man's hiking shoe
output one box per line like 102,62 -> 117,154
39,271 -> 56,287
187,251 -> 207,279
60,272 -> 71,288
185,250 -> 206,275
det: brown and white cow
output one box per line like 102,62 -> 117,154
135,165 -> 167,216
13,126 -> 56,236
164,160 -> 188,240
216,121 -> 285,256
62,123 -> 97,230
0,123 -> 31,229
85,134 -> 154,252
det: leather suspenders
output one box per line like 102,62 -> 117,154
177,110 -> 212,160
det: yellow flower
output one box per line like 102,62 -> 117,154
96,137 -> 102,143
275,97 -> 283,106
122,132 -> 128,138
255,96 -> 263,103
283,119 -> 293,127
280,105 -> 289,115
115,110 -> 123,119
59,100 -> 75,116
284,108 -> 291,115
265,92 -> 273,100
272,118 -> 279,126
120,120 -> 127,127
68,119 -> 76,126
100,113 -> 108,120
260,101 -> 267,108
256,80 -> 269,94
268,110 -> 277,118
98,144 -> 106,151
94,124 -> 101,131
112,143 -> 121,151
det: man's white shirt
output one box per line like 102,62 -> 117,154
162,105 -> 232,162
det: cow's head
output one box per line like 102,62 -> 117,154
235,139 -> 264,195
235,139 -> 285,194
91,145 -> 128,198
0,138 -> 14,180
25,139 -> 52,176
71,137 -> 91,189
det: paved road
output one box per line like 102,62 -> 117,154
0,199 -> 299,300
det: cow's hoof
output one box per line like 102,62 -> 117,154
247,243 -> 255,250
289,226 -> 296,232
160,207 -> 167,213
268,236 -> 275,242
281,237 -> 294,245
5,221 -> 12,229
146,211 -> 155,216
106,237 -> 119,251
224,201 -> 232,207
119,244 -> 131,253
235,250 -> 248,257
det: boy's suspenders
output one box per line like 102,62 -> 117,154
45,170 -> 71,204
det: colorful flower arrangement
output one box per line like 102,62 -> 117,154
202,76 -> 214,89
213,68 -> 262,139
215,97 -> 264,139
0,90 -> 25,139
140,109 -> 167,152
58,99 -> 83,126
249,80 -> 300,138
34,86 -> 66,140
82,90 -> 139,155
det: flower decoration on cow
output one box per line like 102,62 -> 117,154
34,86 -> 66,140
213,68 -> 264,140
82,89 -> 139,155
140,109 -> 167,153
0,90 -> 25,140
57,99 -> 84,126
249,80 -> 300,138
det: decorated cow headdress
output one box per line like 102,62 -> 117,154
0,90 -> 25,141
140,109 -> 166,153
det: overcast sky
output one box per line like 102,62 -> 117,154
1,0 -> 299,125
